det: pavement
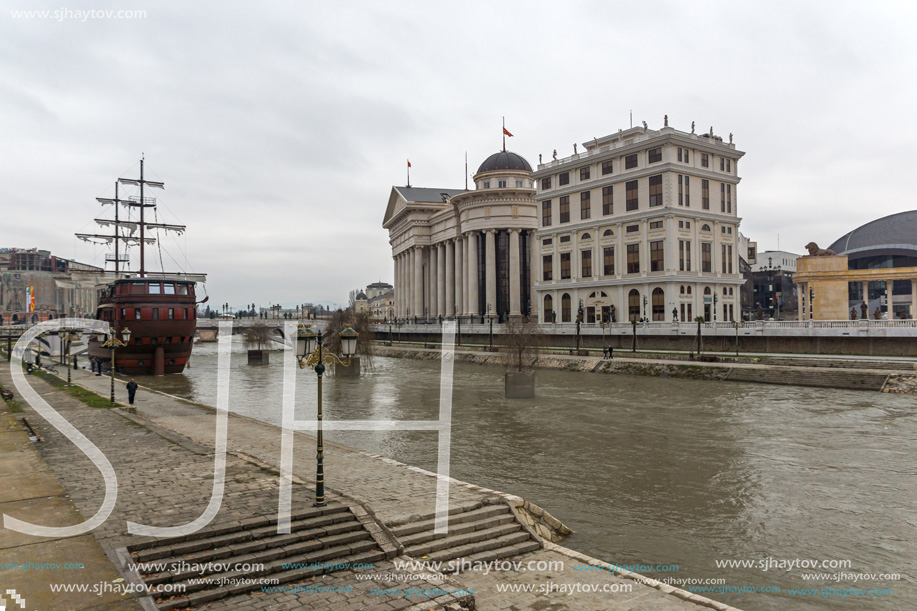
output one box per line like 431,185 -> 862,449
0,358 -> 740,610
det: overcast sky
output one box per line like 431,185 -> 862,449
3,1 -> 916,308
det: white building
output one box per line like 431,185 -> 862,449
383,151 -> 539,320
751,250 -> 799,272
532,124 -> 746,323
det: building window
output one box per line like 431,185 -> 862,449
483,181 -> 491,189
727,184 -> 732,213
628,289 -> 640,321
727,159 -> 731,172
581,232 -> 592,240
542,177 -> 552,190
542,200 -> 552,226
603,247 -> 615,275
560,253 -> 571,279
652,288 -> 665,321
684,176 -> 690,206
543,255 -> 553,281
702,242 -> 712,272
627,243 -> 640,274
626,180 -> 639,211
702,179 -> 710,209
562,293 -> 571,322
721,183 -> 726,212
498,179 -> 507,188
722,244 -> 733,274
559,235 -> 571,243
516,180 -> 523,187
679,240 -> 691,271
602,186 -> 613,215
649,220 -> 663,230
601,160 -> 613,175
603,229 -> 613,237
678,148 -> 689,163
678,175 -> 684,206
580,167 -> 590,181
544,295 -> 553,322
701,224 -> 711,232
580,192 -> 591,219
650,240 -> 664,272
559,196 -> 570,223
720,157 -> 725,171
559,172 -> 570,186
701,153 -> 709,168
649,174 -> 663,207
648,147 -> 662,163
543,238 -> 553,246
581,250 -> 592,277
625,154 -> 637,169
677,148 -> 682,162
626,224 -> 639,233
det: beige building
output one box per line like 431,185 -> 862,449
383,151 -> 539,320
369,289 -> 394,321
532,124 -> 746,323
795,211 -> 917,320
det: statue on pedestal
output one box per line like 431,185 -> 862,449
805,242 -> 837,256
691,121 -> 695,134
664,114 -> 668,127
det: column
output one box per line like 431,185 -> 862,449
425,248 -> 432,318
797,282 -> 804,321
529,231 -> 538,319
413,246 -> 423,318
861,281 -> 868,313
430,244 -> 438,317
509,229 -> 521,316
455,238 -> 464,318
911,280 -> 916,319
394,254 -> 400,317
445,240 -> 455,317
467,232 -> 479,316
437,243 -> 446,317
485,230 -> 497,316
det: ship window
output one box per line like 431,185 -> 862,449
120,308 -> 126,319
134,309 -> 141,320
165,337 -> 172,344
180,308 -> 186,319
152,309 -> 159,320
177,285 -> 188,295
190,309 -> 196,320
151,337 -> 157,344
164,284 -> 175,295
169,359 -> 176,366
131,282 -> 146,294
149,283 -> 161,294
137,360 -> 144,367
168,308 -> 174,320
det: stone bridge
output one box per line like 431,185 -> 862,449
194,319 -> 328,343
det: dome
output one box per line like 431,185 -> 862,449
356,291 -> 367,300
828,210 -> 917,255
476,151 -> 532,174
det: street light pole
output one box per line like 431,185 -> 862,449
734,321 -> 740,356
100,327 -> 130,407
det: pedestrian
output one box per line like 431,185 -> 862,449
602,346 -> 608,359
126,379 -> 138,409
608,346 -> 613,360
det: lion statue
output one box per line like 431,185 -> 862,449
805,242 -> 836,256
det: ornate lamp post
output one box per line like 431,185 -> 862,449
487,304 -> 495,350
296,323 -> 358,507
599,316 -> 608,356
61,329 -> 80,386
734,321 -> 740,356
100,327 -> 131,407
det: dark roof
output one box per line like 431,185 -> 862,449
395,186 -> 465,203
356,291 -> 367,300
476,151 -> 532,174
828,210 -> 917,254
367,282 -> 393,288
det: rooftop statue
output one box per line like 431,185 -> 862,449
804,242 -> 837,256
664,114 -> 668,127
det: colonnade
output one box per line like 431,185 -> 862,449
393,229 -> 536,319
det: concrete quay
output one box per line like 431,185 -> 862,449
0,361 -> 741,611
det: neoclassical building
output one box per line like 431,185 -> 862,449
383,151 -> 539,320
532,124 -> 746,323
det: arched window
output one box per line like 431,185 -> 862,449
603,229 -> 613,237
701,224 -> 711,232
12,314 -> 19,322
723,286 -> 728,295
589,292 -> 596,298
544,295 -> 553,322
704,287 -> 711,295
680,285 -> 685,295
561,293 -> 572,322
652,288 -> 665,321
687,286 -> 692,295
729,287 -> 734,296
32,314 -> 38,324
628,289 -> 640,321
581,232 -> 592,241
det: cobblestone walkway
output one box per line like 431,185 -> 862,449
2,362 -> 738,610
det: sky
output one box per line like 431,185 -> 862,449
3,1 -> 917,309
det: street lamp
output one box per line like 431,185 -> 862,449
60,329 -> 79,386
599,315 -> 608,356
734,320 -> 740,356
100,327 -> 131,408
296,323 -> 358,507
487,304 -> 495,350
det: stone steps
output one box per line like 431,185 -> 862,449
390,501 -> 541,573
726,367 -> 888,391
122,504 -> 387,610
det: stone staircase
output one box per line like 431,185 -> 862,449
390,501 -> 541,571
121,503 -> 392,610
725,366 -> 889,391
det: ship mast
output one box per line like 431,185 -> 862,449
117,156 -> 167,277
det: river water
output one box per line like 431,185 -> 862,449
139,338 -> 915,611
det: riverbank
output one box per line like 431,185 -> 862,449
1,361 -> 740,611
374,344 -> 916,392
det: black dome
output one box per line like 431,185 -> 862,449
476,151 -> 532,174
828,210 -> 917,254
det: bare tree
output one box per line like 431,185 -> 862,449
499,316 -> 544,372
244,323 -> 275,351
322,308 -> 375,369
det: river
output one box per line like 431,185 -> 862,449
137,338 -> 916,611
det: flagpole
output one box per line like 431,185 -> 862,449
407,160 -> 411,187
465,152 -> 468,190
502,116 -> 506,152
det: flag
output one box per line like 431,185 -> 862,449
28,285 -> 35,312
503,127 -> 514,137
407,160 -> 411,168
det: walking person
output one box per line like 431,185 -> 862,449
126,379 -> 138,412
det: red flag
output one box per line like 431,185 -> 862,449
503,127 -> 514,137
407,160 -> 411,167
